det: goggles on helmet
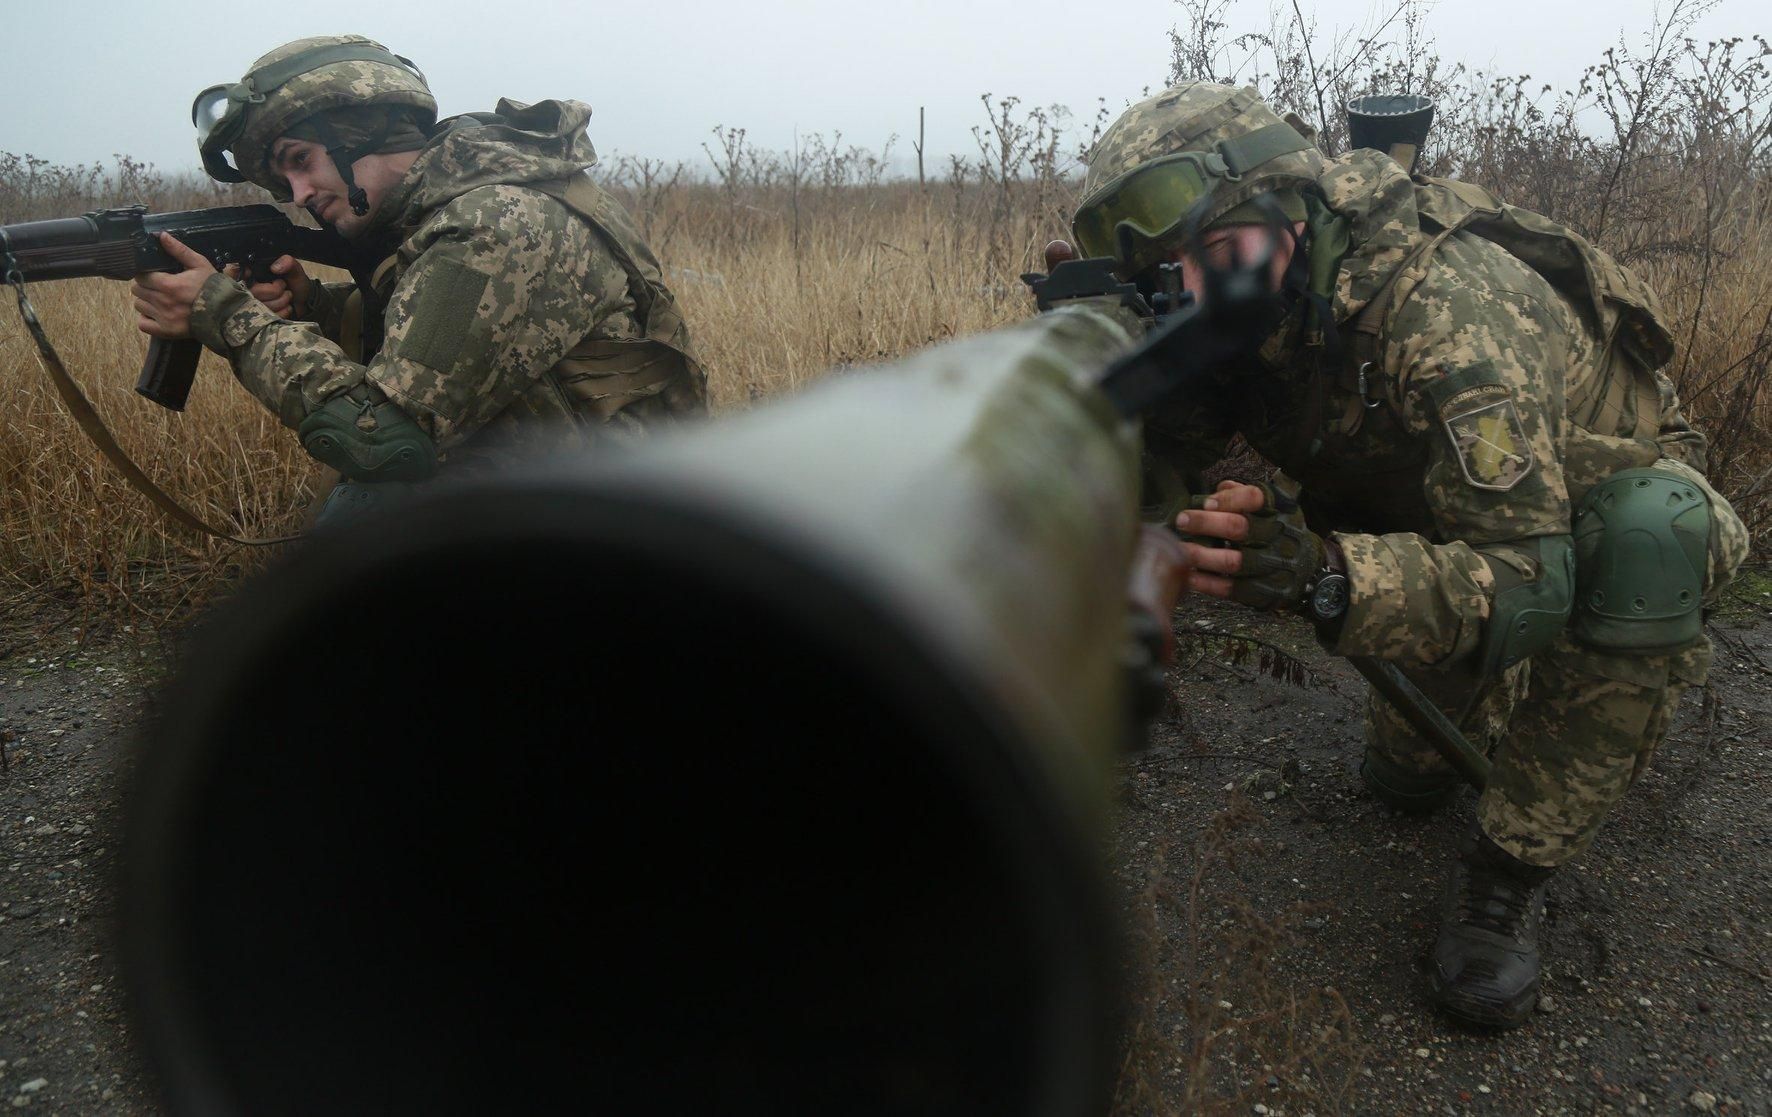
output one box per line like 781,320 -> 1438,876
1071,151 -> 1229,273
1073,120 -> 1317,274
193,42 -> 427,182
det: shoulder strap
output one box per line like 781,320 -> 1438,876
546,174 -> 707,413
554,175 -> 697,360
1348,177 -> 1509,373
1346,217 -> 1473,381
8,277 -> 296,546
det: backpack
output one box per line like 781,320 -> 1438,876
1348,177 -> 1676,443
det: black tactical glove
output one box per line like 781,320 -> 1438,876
1190,478 -> 1326,612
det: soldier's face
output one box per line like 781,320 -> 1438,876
1171,222 -> 1305,302
269,138 -> 409,239
270,139 -> 354,230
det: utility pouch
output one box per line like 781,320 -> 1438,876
554,339 -> 696,421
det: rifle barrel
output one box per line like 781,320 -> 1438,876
2,215 -> 137,280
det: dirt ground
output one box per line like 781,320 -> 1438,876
1112,581 -> 1772,1116
1,583 -> 1767,1114
0,615 -> 161,1114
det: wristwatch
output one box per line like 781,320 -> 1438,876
1304,539 -> 1349,636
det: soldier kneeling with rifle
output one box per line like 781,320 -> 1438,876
130,34 -> 705,523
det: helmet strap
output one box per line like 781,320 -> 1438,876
1296,260 -> 1341,360
302,112 -> 402,218
1294,190 -> 1351,358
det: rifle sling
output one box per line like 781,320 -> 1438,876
7,274 -> 297,548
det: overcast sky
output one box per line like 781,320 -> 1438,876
4,0 -> 1751,183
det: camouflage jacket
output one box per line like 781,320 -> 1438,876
188,98 -> 704,468
1145,149 -> 1722,668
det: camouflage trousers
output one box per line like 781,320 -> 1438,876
1367,633 -> 1712,868
1367,455 -> 1746,868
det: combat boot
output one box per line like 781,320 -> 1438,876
1360,748 -> 1459,814
1430,827 -> 1555,1028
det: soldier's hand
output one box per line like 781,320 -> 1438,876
1173,480 -> 1266,597
237,254 -> 310,320
1175,479 -> 1325,610
131,233 -> 217,340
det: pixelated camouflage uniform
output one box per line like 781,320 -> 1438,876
187,96 -> 705,472
1130,104 -> 1746,867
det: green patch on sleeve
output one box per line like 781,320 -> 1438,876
397,258 -> 490,374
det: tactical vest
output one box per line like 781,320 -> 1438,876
532,172 -> 708,419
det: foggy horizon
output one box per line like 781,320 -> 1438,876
6,0 -> 1754,186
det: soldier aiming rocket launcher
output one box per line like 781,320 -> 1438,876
1044,93 -> 1492,789
0,203 -> 359,409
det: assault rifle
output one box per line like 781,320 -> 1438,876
0,204 -> 357,410
119,247 -> 1280,1115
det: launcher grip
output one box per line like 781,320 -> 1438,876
1127,524 -> 1190,666
136,337 -> 202,412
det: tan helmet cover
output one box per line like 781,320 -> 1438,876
1081,83 -> 1327,262
224,35 -> 437,197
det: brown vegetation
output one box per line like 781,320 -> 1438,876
1,1 -> 1767,626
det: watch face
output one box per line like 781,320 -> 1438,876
1310,574 -> 1349,623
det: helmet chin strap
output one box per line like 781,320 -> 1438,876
303,113 -> 400,218
1293,191 -> 1354,359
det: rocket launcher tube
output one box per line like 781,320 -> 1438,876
123,304 -> 1154,1116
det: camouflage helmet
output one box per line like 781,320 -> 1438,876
193,35 -> 436,199
1075,83 -> 1327,275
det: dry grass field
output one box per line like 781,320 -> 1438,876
1,4 -> 1767,629
0,173 -> 1057,619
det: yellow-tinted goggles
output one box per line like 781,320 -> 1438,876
1071,152 -> 1225,271
1073,121 -> 1316,272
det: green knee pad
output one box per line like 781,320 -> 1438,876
299,394 -> 438,482
1361,749 -> 1459,813
1572,468 -> 1710,651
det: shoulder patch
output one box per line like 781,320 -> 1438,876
1422,360 -> 1535,492
396,257 -> 490,374
1444,397 -> 1534,491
